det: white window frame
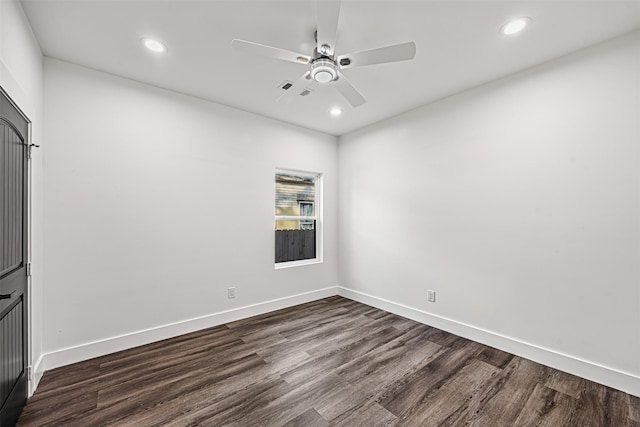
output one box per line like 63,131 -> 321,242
275,169 -> 322,269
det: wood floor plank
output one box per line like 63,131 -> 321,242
475,345 -> 515,370
363,311 -> 418,331
303,314 -> 409,357
141,375 -> 290,427
280,326 -> 406,386
253,316 -> 391,363
26,358 -> 101,399
573,386 -> 636,427
97,351 -> 266,408
363,307 -> 390,319
629,394 -> 640,422
467,356 -> 552,426
376,340 -> 485,417
330,398 -> 398,427
335,326 -> 445,399
545,368 -> 591,399
396,359 -> 501,426
312,379 -> 372,422
16,390 -> 98,427
512,383 -> 577,427
281,408 -> 330,427
18,296 -> 640,427
228,373 -> 346,426
278,309 -> 375,342
97,334 -> 257,392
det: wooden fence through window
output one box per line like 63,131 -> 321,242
275,229 -> 316,263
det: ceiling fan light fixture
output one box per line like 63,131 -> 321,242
231,0 -> 417,107
500,17 -> 532,35
310,58 -> 338,83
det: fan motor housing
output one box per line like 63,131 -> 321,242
310,58 -> 338,83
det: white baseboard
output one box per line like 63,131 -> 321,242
338,286 -> 640,398
30,354 -> 45,397
41,286 -> 338,373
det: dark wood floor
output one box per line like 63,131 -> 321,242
18,296 -> 640,426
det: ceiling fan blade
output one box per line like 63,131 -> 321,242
232,39 -> 311,65
277,72 -> 312,104
334,72 -> 366,107
338,41 -> 416,69
316,0 -> 341,56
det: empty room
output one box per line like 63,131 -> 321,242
1,0 -> 639,425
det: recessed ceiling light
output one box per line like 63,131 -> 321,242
500,17 -> 532,36
141,37 -> 167,53
329,107 -> 343,117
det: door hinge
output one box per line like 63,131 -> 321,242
27,366 -> 33,381
26,143 -> 40,160
26,263 -> 32,277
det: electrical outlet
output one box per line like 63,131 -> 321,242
228,287 -> 236,299
427,290 -> 436,302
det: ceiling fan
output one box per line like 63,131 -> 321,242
231,0 -> 416,108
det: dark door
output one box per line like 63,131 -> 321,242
0,88 -> 29,427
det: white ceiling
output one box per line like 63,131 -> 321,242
20,0 -> 640,136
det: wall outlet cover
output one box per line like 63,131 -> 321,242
427,290 -> 436,302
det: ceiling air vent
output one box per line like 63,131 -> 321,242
279,81 -> 294,90
299,89 -> 312,97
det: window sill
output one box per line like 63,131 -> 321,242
274,259 -> 322,270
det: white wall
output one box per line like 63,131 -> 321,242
0,0 -> 44,393
42,58 -> 338,367
339,31 -> 640,396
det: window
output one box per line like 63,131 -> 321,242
275,170 -> 321,266
299,202 -> 314,230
